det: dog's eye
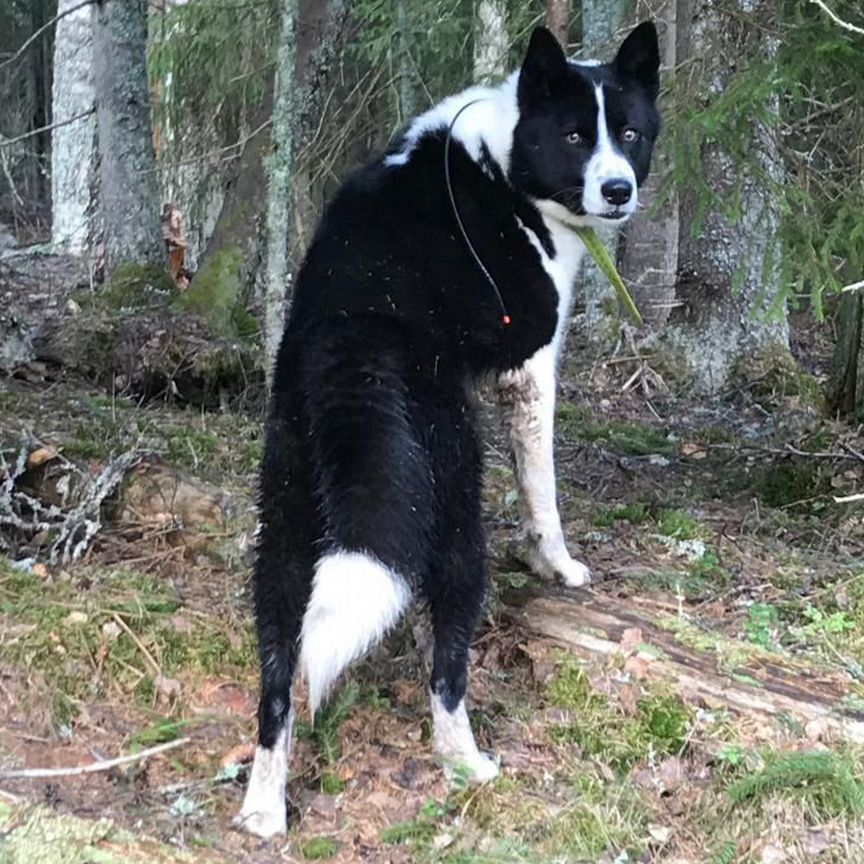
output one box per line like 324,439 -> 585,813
566,131 -> 582,144
622,128 -> 640,143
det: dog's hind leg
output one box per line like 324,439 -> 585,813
425,468 -> 498,783
498,345 -> 591,587
237,408 -> 316,838
237,567 -> 304,838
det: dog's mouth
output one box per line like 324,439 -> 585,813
597,208 -> 627,220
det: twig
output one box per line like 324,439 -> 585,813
111,612 -> 162,677
0,737 -> 189,780
705,442 -> 864,462
0,0 -> 95,74
841,279 -> 864,293
808,0 -> 864,35
834,492 -> 864,503
0,109 -> 95,150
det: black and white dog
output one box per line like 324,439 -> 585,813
238,23 -> 660,836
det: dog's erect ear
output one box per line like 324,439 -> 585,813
613,21 -> 660,99
518,27 -> 568,105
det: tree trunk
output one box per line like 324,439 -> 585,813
474,0 -> 508,83
195,88 -> 272,291
579,0 -> 629,349
544,0 -> 570,48
290,0 -> 348,259
620,0 -> 679,329
263,0 -> 299,378
396,0 -> 421,121
827,286 -> 863,418
662,0 -> 789,394
91,0 -> 163,275
51,0 -> 98,254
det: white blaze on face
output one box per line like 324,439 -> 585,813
581,83 -> 638,217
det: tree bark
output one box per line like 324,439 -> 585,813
544,0 -> 570,49
290,0 -> 348,260
474,0 -> 508,83
619,0 -> 679,329
662,0 -> 789,394
51,0 -> 98,254
827,287 -> 863,418
263,0 -> 299,378
396,0 -> 421,121
91,0 -> 163,274
579,0 -> 629,348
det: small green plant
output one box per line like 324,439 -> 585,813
705,840 -> 737,864
164,426 -> 219,469
593,502 -> 651,527
801,606 -> 855,635
724,750 -> 864,817
657,509 -> 707,541
307,681 -> 359,791
380,797 -> 455,846
745,603 -> 780,649
302,836 -> 339,859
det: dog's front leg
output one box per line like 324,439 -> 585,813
498,344 -> 591,587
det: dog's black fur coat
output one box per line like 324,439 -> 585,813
251,24 -> 660,758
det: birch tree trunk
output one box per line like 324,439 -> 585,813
662,0 -> 789,394
92,0 -> 163,274
619,0 -> 679,329
474,0 -> 508,83
579,0 -> 628,348
51,0 -> 98,254
264,0 -> 299,378
396,0 -> 421,121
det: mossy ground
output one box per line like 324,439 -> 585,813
2,317 -> 864,861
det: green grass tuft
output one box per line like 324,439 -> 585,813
725,750 -> 864,817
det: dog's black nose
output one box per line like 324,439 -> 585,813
601,179 -> 633,206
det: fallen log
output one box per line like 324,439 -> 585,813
509,586 -> 864,743
1,444 -> 239,563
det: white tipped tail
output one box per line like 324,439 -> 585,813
299,551 -> 411,715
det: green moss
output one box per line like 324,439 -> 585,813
647,343 -> 692,389
545,653 -> 691,771
173,247 -> 259,342
593,501 -> 651,527
302,837 -> 339,859
732,345 -> 824,410
0,560 -> 254,726
101,263 -> 176,310
556,403 -> 677,456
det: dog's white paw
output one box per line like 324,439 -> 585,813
234,804 -> 287,839
443,751 -> 500,784
553,555 -> 592,588
528,535 -> 592,587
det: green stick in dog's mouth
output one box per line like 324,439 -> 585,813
574,226 -> 643,327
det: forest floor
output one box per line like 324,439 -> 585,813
2,266 -> 864,863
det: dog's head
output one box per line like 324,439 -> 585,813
509,23 -> 660,227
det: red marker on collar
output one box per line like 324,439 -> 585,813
502,314 -> 512,326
